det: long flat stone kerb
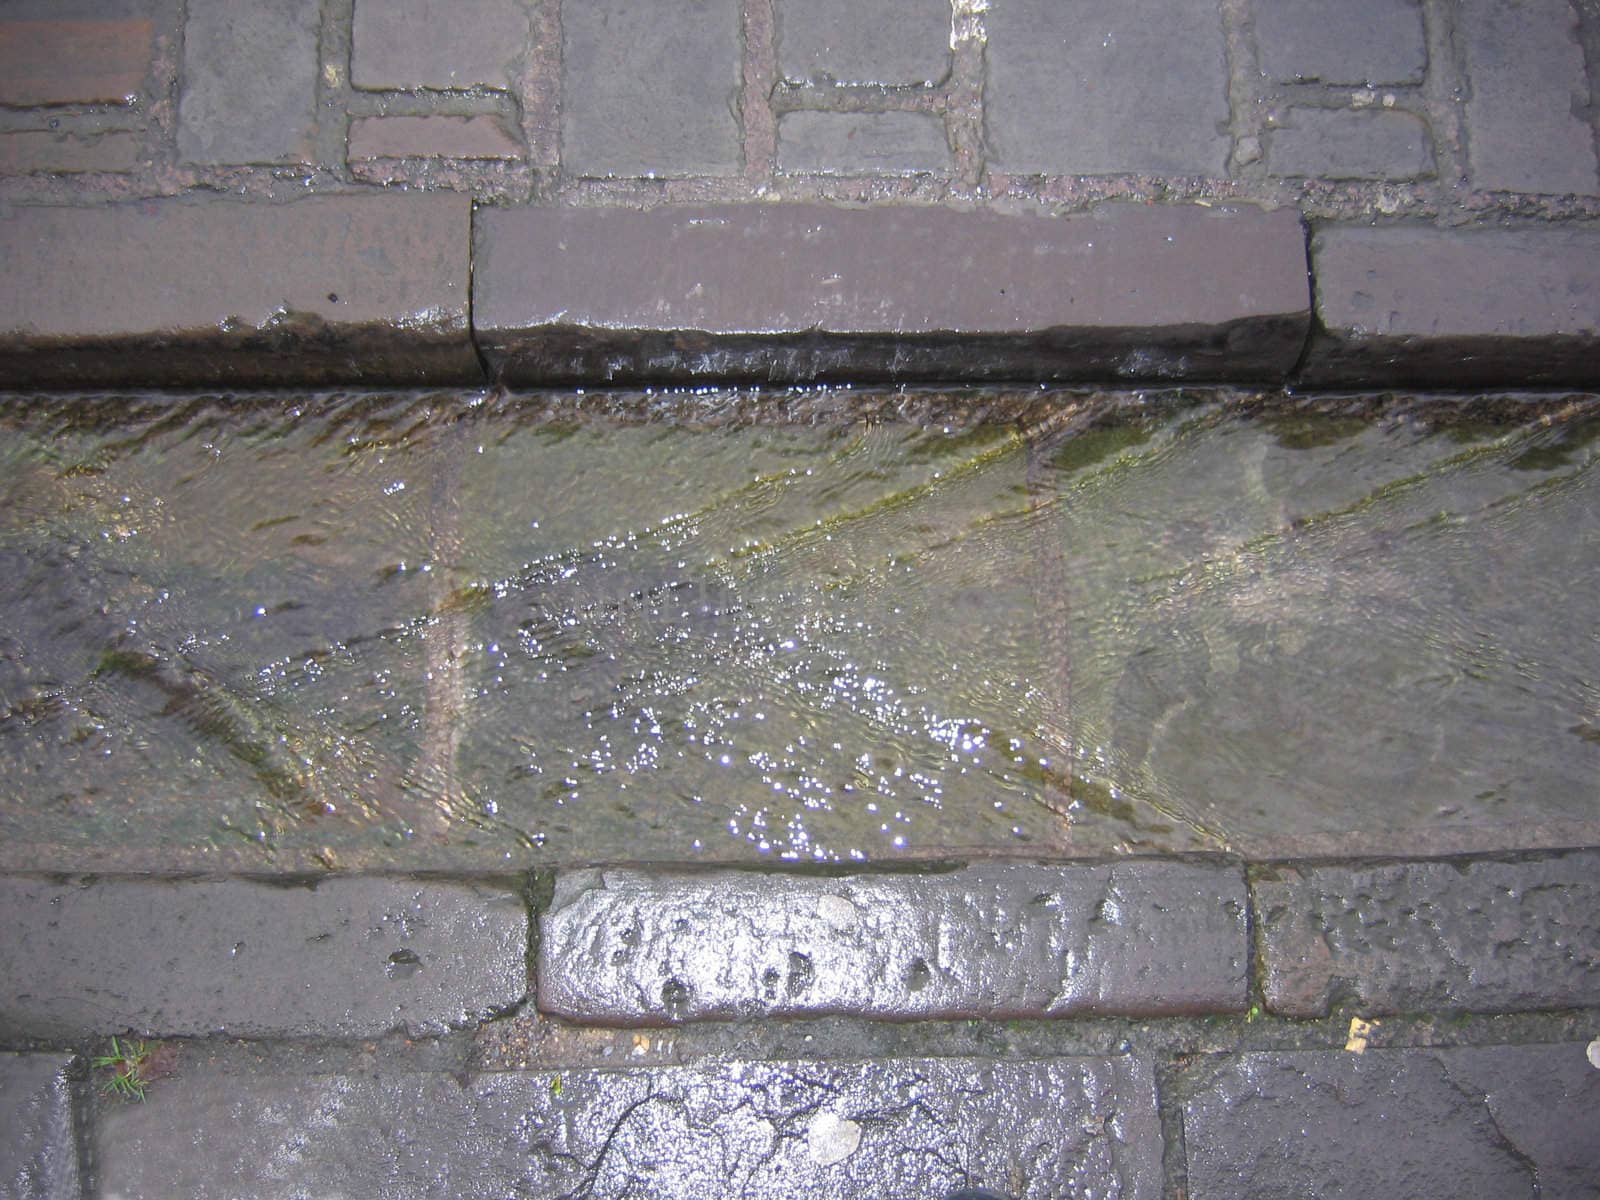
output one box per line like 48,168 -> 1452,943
537,862 -> 1250,1023
0,876 -> 528,1039
473,202 -> 1312,385
0,193 -> 479,387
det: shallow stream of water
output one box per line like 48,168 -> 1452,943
2,389 -> 1596,869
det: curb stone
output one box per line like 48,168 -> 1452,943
0,876 -> 528,1039
538,862 -> 1250,1023
92,1056 -> 1162,1200
1301,224 -> 1600,388
1254,852 -> 1600,1017
0,194 -> 479,388
471,202 -> 1312,385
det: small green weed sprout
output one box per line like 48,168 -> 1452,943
92,1036 -> 151,1101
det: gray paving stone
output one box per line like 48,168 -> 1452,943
177,0 -> 320,165
562,0 -> 740,177
1252,0 -> 1426,85
776,0 -> 951,86
1184,1045 -> 1600,1200
94,1056 -> 1162,1200
1460,0 -> 1598,195
351,0 -> 529,91
0,194 -> 478,387
1300,223 -> 1600,388
1255,853 -> 1600,1017
1266,107 -> 1433,180
473,202 -> 1310,385
987,0 -> 1230,175
777,110 -> 949,174
0,1054 -> 78,1200
538,862 -> 1248,1023
0,876 -> 527,1038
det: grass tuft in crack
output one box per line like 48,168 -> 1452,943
92,1036 -> 152,1102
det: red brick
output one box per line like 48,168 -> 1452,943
0,19 -> 152,105
347,115 -> 522,160
0,130 -> 142,173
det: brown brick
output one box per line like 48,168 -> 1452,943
347,115 -> 522,160
0,194 -> 481,387
0,18 -> 152,105
0,130 -> 143,173
473,202 -> 1311,385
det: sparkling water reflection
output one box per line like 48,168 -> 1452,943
1,390 -> 1595,869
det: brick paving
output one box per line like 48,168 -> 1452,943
0,0 -> 1596,387
2,0 -> 1600,1195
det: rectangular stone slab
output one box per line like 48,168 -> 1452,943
94,1056 -> 1163,1200
1254,852 -> 1600,1017
0,1053 -> 79,1200
0,876 -> 528,1038
0,194 -> 480,386
1300,224 -> 1600,387
473,202 -> 1311,384
538,862 -> 1249,1023
1183,1046 -> 1600,1200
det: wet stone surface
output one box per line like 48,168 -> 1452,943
473,202 -> 1310,384
0,877 -> 528,1038
1182,1045 -> 1600,1199
93,1056 -> 1162,1200
986,0 -> 1230,175
0,195 -> 478,387
1255,852 -> 1600,1017
538,863 -> 1249,1023
1303,224 -> 1600,387
177,0 -> 320,165
0,1053 -> 78,1200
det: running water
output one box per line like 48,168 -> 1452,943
1,390 -> 1595,869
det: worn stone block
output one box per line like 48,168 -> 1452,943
1255,853 -> 1600,1017
0,130 -> 143,173
0,194 -> 479,386
1266,107 -> 1432,180
1252,0 -> 1425,85
95,1057 -> 1162,1199
1301,224 -> 1600,388
351,0 -> 529,90
777,110 -> 949,174
776,0 -> 951,86
347,114 -> 522,160
0,877 -> 527,1038
1184,1046 -> 1600,1199
0,14 -> 152,106
538,862 -> 1248,1023
562,0 -> 740,176
0,1054 -> 78,1200
987,0 -> 1230,175
1460,0 -> 1597,195
177,0 -> 320,164
473,202 -> 1310,385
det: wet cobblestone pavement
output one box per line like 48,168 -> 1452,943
4,0 -> 1600,1193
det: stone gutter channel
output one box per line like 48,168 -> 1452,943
2,197 -> 1598,392
3,852 -> 1598,1197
